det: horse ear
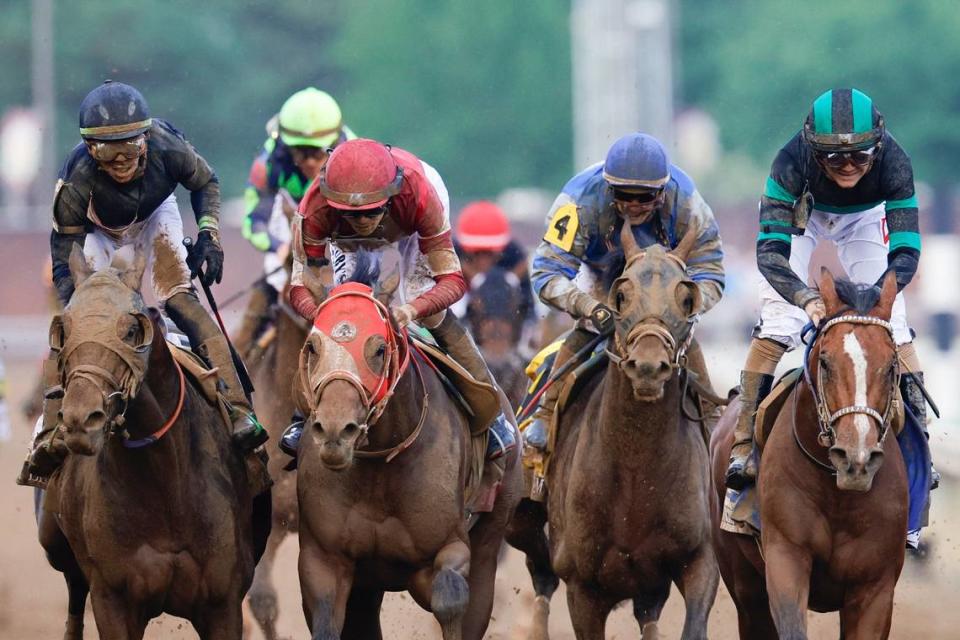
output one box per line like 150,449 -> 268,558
620,221 -> 641,261
819,267 -> 840,313
375,269 -> 400,307
301,265 -> 328,304
68,243 -> 93,287
671,221 -> 699,263
117,250 -> 148,292
871,269 -> 898,320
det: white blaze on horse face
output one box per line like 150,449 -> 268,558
843,332 -> 871,448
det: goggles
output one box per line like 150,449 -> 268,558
612,187 -> 663,205
339,203 -> 389,219
291,146 -> 329,162
87,136 -> 147,163
815,146 -> 877,170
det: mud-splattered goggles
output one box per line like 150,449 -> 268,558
87,135 -> 147,163
815,146 -> 877,170
612,187 -> 663,204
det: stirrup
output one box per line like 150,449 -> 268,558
485,414 -> 516,460
279,421 -> 303,458
724,453 -> 755,491
522,418 -> 549,451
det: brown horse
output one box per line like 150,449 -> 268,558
710,269 -> 907,639
244,300 -> 309,640
294,258 -> 522,640
507,225 -> 718,640
36,248 -> 269,640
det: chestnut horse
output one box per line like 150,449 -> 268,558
36,248 -> 269,640
294,257 -> 522,640
710,269 -> 908,639
507,224 -> 718,640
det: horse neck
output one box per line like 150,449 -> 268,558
103,337 -> 192,481
596,361 -> 684,458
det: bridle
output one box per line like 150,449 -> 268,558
301,286 -> 427,462
54,312 -> 185,448
605,250 -> 699,369
799,314 -> 900,464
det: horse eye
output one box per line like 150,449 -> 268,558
376,344 -> 386,357
615,291 -> 625,311
124,323 -> 141,342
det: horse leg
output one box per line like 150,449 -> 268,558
674,546 -> 720,640
565,580 -> 613,640
298,538 -> 354,640
37,496 -> 89,640
341,588 -> 385,640
505,499 -> 557,640
248,527 -> 287,640
764,538 -> 812,640
89,587 -> 147,640
430,540 -> 471,640
462,512 -> 510,640
838,578 -> 897,640
194,596 -> 245,640
632,582 -> 670,640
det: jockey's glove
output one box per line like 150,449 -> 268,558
588,303 -> 615,335
391,303 -> 417,328
188,229 -> 224,286
803,296 -> 826,328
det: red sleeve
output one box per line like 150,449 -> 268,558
298,180 -> 331,259
289,285 -> 318,320
409,271 -> 467,318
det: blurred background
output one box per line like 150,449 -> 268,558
0,1 -> 958,638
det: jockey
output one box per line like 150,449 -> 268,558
523,132 -> 725,451
18,81 -> 266,487
235,88 -> 356,356
282,138 -> 516,460
725,88 -> 934,490
453,200 -> 535,340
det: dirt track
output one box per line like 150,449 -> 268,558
1,355 -> 958,639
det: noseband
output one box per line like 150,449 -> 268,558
801,314 -> 899,454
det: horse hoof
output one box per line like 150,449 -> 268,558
641,621 -> 660,640
431,568 -> 469,625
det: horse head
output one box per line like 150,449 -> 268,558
604,222 -> 701,401
53,245 -> 154,455
467,266 -> 523,365
296,251 -> 404,471
810,268 -> 899,492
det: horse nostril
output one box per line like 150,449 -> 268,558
657,361 -> 671,377
342,422 -> 361,438
84,410 -> 106,430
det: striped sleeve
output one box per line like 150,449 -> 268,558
678,189 -> 724,313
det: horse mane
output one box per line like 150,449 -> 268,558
596,249 -> 626,291
346,249 -> 382,287
832,278 -> 882,314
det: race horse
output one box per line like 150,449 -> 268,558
710,268 -> 908,639
293,255 -> 523,640
507,224 -> 718,640
36,247 -> 270,640
465,265 -> 529,407
244,293 -> 310,640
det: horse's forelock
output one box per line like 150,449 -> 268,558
346,249 -> 382,287
832,278 -> 882,315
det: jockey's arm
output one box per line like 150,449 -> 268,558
405,193 -> 467,320
289,213 -> 329,319
755,152 -> 820,310
50,174 -> 90,306
881,143 -> 921,291
167,126 -> 221,235
241,150 -> 281,253
679,189 -> 725,314
530,195 -> 600,320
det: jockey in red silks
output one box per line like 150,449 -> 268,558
282,138 -> 515,460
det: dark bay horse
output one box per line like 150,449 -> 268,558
37,248 -> 269,640
244,300 -> 309,640
294,259 -> 522,639
710,269 -> 907,639
507,225 -> 718,639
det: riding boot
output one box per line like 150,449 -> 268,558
523,328 -> 595,452
198,335 -> 269,451
166,291 -> 268,452
902,371 -> 939,490
725,370 -> 775,491
16,353 -> 69,488
233,281 -> 276,360
427,313 -> 516,461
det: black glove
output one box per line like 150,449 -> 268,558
186,229 -> 224,286
588,303 -> 615,335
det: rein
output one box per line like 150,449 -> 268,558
794,314 -> 899,471
122,350 -> 186,448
